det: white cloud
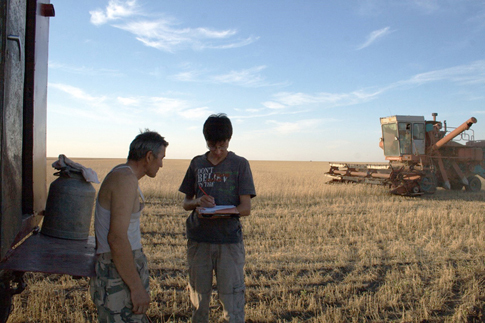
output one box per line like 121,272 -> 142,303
273,92 -> 320,106
356,0 -> 440,16
113,95 -> 210,120
172,70 -> 201,82
266,119 -> 323,134
49,103 -> 102,121
90,0 -> 138,26
49,61 -> 123,77
271,90 -> 381,108
48,87 -> 139,125
262,101 -> 286,110
231,108 -> 307,121
206,36 -> 260,49
172,65 -> 285,88
49,83 -> 208,123
357,26 -> 393,50
262,60 -> 485,114
404,60 -> 485,86
193,27 -> 237,39
90,1 -> 257,52
117,97 -> 139,105
49,83 -> 105,102
115,19 -> 196,52
149,97 -> 190,114
468,6 -> 485,29
410,0 -> 440,14
178,107 -> 213,120
115,19 -> 255,52
209,66 -> 268,87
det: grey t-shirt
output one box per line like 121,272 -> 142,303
179,151 -> 256,243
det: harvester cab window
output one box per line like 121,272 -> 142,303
382,123 -> 399,156
413,123 -> 425,140
398,123 -> 412,155
412,123 -> 426,155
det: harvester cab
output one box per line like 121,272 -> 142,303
326,113 -> 485,196
380,115 -> 426,161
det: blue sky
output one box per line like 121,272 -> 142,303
46,0 -> 485,162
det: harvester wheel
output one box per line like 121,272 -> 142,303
411,185 -> 421,194
465,176 -> 482,192
419,174 -> 437,194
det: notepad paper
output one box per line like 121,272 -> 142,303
198,205 -> 239,215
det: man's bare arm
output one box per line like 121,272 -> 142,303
237,194 -> 252,217
107,172 -> 150,315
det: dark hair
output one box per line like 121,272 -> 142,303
127,130 -> 169,161
203,113 -> 232,143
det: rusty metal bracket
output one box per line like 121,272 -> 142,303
40,4 -> 55,17
7,35 -> 22,61
435,151 -> 451,190
451,161 -> 468,186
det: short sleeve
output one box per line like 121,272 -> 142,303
179,159 -> 197,197
238,158 -> 256,198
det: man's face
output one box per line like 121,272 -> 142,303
207,140 -> 229,158
147,147 -> 166,178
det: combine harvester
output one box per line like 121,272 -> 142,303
326,113 -> 485,196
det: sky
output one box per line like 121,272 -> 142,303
46,0 -> 485,162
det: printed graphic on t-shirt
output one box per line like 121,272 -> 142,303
197,167 -> 231,188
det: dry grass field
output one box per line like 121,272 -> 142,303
7,158 -> 485,322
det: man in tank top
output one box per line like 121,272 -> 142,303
90,130 -> 168,322
179,114 -> 256,322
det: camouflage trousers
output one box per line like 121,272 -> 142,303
89,249 -> 150,323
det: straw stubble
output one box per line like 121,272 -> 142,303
8,158 -> 485,322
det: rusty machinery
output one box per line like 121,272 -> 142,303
326,113 -> 485,196
0,1 -> 96,322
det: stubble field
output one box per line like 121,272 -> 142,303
7,158 -> 485,322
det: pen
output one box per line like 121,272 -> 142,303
199,185 -> 209,197
199,185 -> 216,206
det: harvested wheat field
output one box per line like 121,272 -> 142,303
7,158 -> 485,322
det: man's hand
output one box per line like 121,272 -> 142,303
131,286 -> 150,314
183,194 -> 215,210
199,194 -> 216,208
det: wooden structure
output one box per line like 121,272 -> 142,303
0,1 -> 95,321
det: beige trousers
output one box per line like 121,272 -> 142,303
187,240 -> 246,323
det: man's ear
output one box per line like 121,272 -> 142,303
145,151 -> 154,162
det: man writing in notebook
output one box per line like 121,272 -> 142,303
90,130 -> 168,322
179,113 -> 256,322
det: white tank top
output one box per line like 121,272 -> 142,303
94,165 -> 145,254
